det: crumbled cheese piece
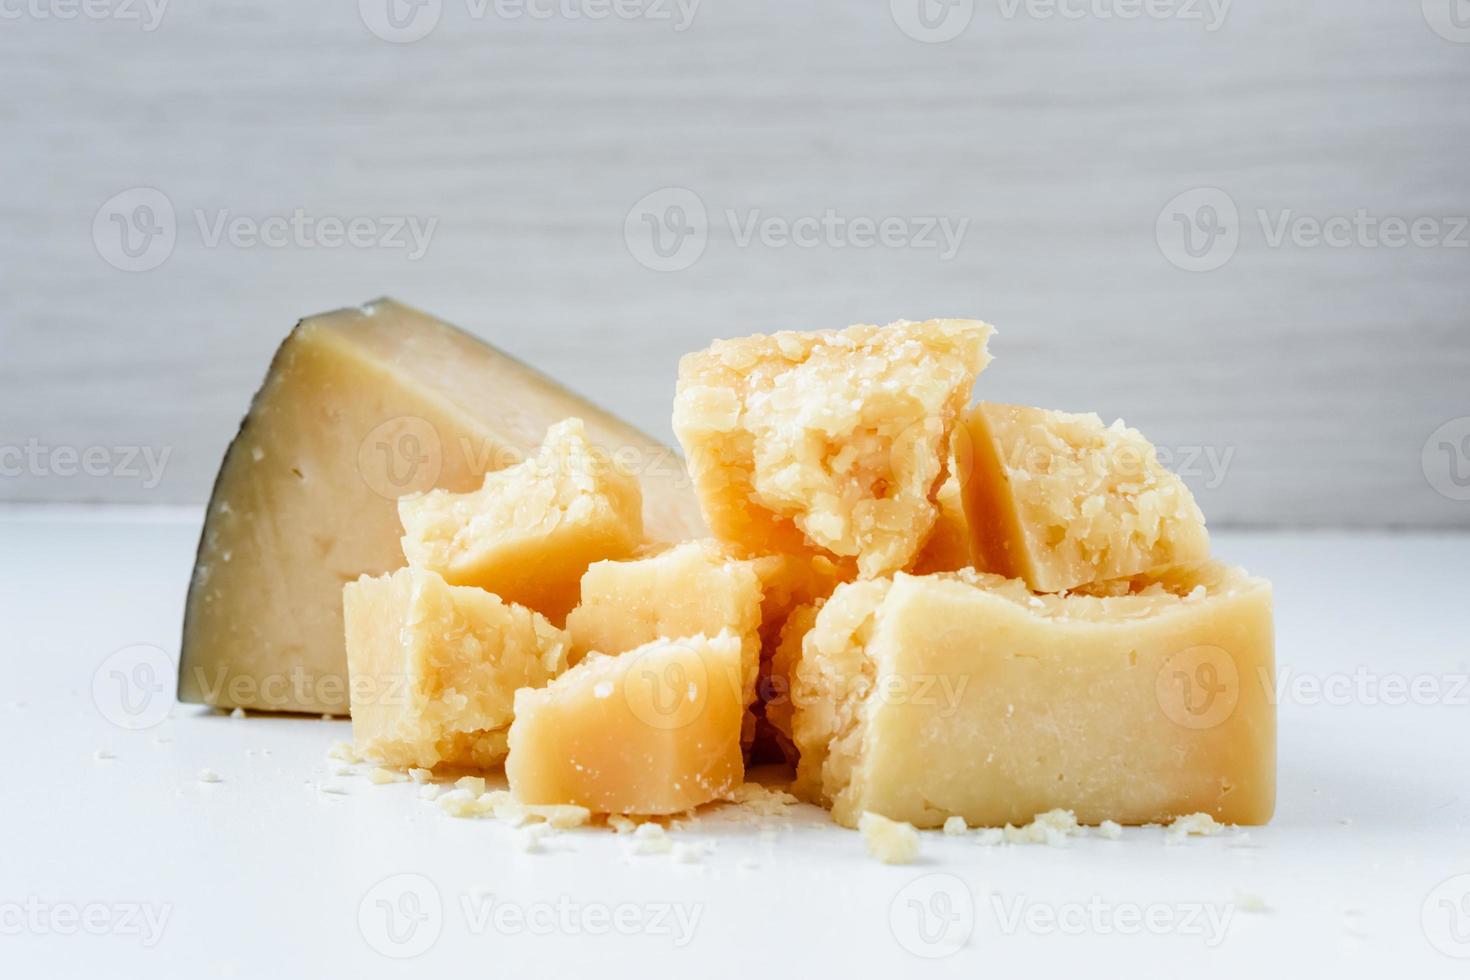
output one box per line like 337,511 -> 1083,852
723,783 -> 800,816
327,740 -> 361,763
858,812 -> 920,865
437,789 -> 495,818
417,784 -> 442,801
455,775 -> 486,795
943,816 -> 968,836
369,767 -> 407,785
1098,820 -> 1124,840
1166,812 -> 1224,841
152,734 -> 172,745
1233,890 -> 1270,913
94,749 -> 116,761
319,784 -> 349,795
627,823 -> 673,855
230,707 -> 246,719
974,828 -> 1005,847
408,768 -> 433,784
198,769 -> 223,783
1004,809 -> 1083,846
515,823 -> 554,853
608,815 -> 638,834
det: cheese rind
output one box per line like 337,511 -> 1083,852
791,563 -> 1275,829
506,633 -> 746,815
957,403 -> 1209,593
343,567 -> 570,770
179,299 -> 702,714
673,319 -> 994,578
400,417 -> 643,625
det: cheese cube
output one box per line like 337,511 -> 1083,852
791,562 -> 1275,829
399,417 -> 643,625
957,403 -> 1209,593
673,319 -> 994,578
344,567 -> 570,770
179,299 -> 703,714
505,633 -> 746,815
565,540 -> 764,702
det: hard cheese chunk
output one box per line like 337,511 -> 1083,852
672,319 -> 993,578
343,567 -> 570,770
791,563 -> 1275,829
958,403 -> 1209,593
179,299 -> 703,714
506,633 -> 745,815
565,540 -> 764,703
400,417 -> 642,625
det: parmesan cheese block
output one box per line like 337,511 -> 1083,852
343,567 -> 570,771
399,417 -> 643,625
672,319 -> 993,579
791,562 -> 1275,829
506,632 -> 746,815
957,403 -> 1210,593
179,299 -> 703,714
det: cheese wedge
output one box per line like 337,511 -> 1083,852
672,319 -> 993,578
506,632 -> 746,815
957,402 -> 1209,593
344,567 -> 569,770
179,299 -> 703,714
791,562 -> 1275,829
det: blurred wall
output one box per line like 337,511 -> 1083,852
2,0 -> 1468,527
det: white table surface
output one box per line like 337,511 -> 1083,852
2,507 -> 1467,978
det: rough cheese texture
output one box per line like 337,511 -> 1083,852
957,403 -> 1210,593
858,811 -> 921,864
910,474 -> 973,574
180,299 -> 703,714
791,562 -> 1275,829
343,567 -> 570,770
672,319 -> 994,578
506,632 -> 746,815
400,417 -> 643,625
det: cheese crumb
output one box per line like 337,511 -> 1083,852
1098,820 -> 1124,840
327,740 -> 361,763
943,816 -> 968,836
1233,889 -> 1270,913
515,823 -> 554,853
198,769 -> 223,783
1167,812 -> 1224,842
230,707 -> 246,719
723,783 -> 800,816
628,823 -> 673,855
408,768 -> 433,784
1004,809 -> 1083,846
455,775 -> 486,795
417,784 -> 442,801
94,749 -> 116,761
608,815 -> 638,834
974,828 -> 1005,847
858,812 -> 920,864
369,767 -> 407,785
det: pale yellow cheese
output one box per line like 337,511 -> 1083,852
179,299 -> 703,714
343,566 -> 570,770
400,417 -> 643,625
910,474 -> 973,574
957,402 -> 1209,593
505,633 -> 746,815
565,540 -> 763,704
672,319 -> 994,578
858,811 -> 921,864
791,562 -> 1275,829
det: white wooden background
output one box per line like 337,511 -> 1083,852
2,0 -> 1467,528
